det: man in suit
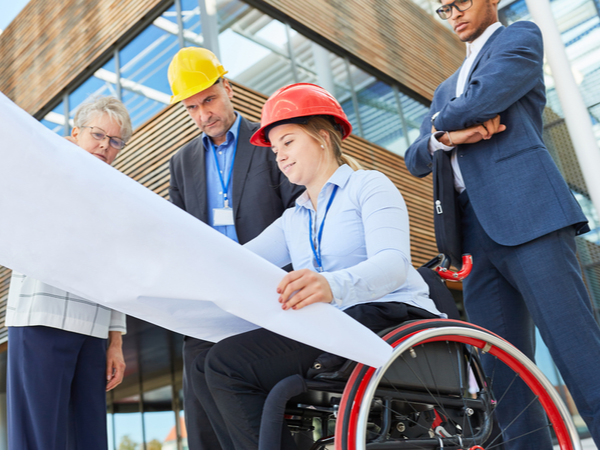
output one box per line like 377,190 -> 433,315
167,47 -> 302,450
405,0 -> 600,447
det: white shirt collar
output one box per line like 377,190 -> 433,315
466,22 -> 503,58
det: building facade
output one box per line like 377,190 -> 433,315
0,0 -> 598,447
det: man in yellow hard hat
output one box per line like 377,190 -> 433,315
167,47 -> 302,450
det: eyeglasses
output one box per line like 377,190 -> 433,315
436,0 -> 473,19
82,126 -> 126,150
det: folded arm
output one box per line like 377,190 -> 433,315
434,22 -> 543,132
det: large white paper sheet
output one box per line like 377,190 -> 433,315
0,92 -> 392,368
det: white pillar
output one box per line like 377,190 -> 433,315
199,0 -> 221,60
525,0 -> 600,215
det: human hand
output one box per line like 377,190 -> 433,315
277,269 -> 333,311
106,331 -> 126,391
433,115 -> 506,146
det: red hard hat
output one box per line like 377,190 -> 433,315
250,83 -> 352,147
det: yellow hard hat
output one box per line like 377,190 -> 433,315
168,47 -> 229,104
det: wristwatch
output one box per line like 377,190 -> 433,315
431,111 -> 440,128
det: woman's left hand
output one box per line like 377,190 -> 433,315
106,331 -> 126,391
277,269 -> 333,310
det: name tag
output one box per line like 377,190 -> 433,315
213,207 -> 235,226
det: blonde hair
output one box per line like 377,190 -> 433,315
298,116 -> 362,171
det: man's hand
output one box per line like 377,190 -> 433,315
433,115 -> 506,146
106,331 -> 126,391
277,269 -> 333,311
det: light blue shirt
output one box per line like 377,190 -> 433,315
245,165 -> 442,316
203,112 -> 242,242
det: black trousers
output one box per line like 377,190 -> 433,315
193,302 -> 436,450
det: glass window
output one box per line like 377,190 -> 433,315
217,0 -> 296,95
178,408 -> 189,449
317,53 -> 358,136
41,101 -> 67,135
144,406 -> 177,448
356,77 -> 407,155
112,407 -> 144,450
182,0 -> 203,46
574,191 -> 600,245
119,5 -> 179,128
400,92 -> 429,150
68,58 -> 119,134
283,29 -> 319,85
107,413 -> 115,450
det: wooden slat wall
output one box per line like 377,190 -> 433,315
255,0 -> 464,101
0,0 -> 463,116
0,0 -> 445,345
113,81 -> 437,266
0,82 -> 437,345
0,267 -> 11,344
0,0 -> 169,115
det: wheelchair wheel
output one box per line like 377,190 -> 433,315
335,319 -> 581,450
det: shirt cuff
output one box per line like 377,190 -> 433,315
321,272 -> 344,308
109,310 -> 127,334
428,132 -> 455,156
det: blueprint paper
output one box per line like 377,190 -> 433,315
0,92 -> 392,368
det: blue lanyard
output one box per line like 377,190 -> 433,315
208,118 -> 242,208
309,185 -> 339,272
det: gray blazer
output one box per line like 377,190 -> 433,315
169,115 -> 303,245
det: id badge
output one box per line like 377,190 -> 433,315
213,207 -> 235,226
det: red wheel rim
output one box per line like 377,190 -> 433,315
335,328 -> 574,450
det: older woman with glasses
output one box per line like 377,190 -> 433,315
6,96 -> 132,450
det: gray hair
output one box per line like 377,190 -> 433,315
73,96 -> 133,142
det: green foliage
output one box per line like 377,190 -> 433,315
147,439 -> 162,450
118,435 -> 138,450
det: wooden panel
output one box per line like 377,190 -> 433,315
254,0 -> 464,101
113,81 -> 438,267
0,0 -> 169,115
0,1 -> 447,342
0,82 -> 438,347
0,0 -> 462,117
0,266 -> 11,346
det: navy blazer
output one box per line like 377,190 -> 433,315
169,115 -> 303,245
405,21 -> 588,246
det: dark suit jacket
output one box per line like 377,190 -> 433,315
169,116 -> 303,245
405,21 -> 588,246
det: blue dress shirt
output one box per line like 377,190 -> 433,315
203,112 -> 242,242
245,165 -> 441,316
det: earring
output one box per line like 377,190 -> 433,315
321,145 -> 324,149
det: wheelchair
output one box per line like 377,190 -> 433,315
258,255 -> 582,450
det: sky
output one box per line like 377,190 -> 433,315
0,0 -> 30,32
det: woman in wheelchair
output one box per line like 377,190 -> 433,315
196,83 -> 580,450
194,82 -> 444,449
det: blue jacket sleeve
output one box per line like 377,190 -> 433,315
434,21 -> 544,132
404,97 -> 438,178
